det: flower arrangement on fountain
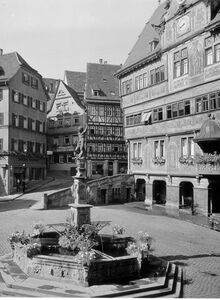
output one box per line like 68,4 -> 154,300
58,223 -> 99,266
126,231 -> 153,264
8,230 -> 41,258
112,224 -> 125,236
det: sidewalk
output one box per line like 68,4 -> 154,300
0,176 -> 54,202
125,201 -> 220,232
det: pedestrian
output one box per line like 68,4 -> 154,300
16,178 -> 20,192
22,180 -> 25,193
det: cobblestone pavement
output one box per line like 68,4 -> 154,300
0,191 -> 219,297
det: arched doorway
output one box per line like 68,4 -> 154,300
135,179 -> 146,201
179,182 -> 194,209
153,180 -> 166,204
208,180 -> 220,215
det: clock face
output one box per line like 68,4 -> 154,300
176,15 -> 190,36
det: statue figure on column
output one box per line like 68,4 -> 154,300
74,125 -> 87,160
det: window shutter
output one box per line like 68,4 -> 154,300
19,116 -> 22,128
28,118 -> 32,130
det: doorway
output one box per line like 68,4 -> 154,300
153,180 -> 166,204
179,182 -> 194,209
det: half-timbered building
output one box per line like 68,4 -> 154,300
85,61 -> 127,178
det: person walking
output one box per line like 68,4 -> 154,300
16,178 -> 20,192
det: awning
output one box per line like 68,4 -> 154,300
141,111 -> 152,123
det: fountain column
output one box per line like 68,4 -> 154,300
69,126 -> 92,228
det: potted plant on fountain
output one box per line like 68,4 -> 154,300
126,231 -> 153,273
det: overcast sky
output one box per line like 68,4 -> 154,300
0,0 -> 160,79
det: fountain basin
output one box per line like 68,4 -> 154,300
13,243 -> 140,286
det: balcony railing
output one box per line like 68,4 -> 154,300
195,153 -> 220,175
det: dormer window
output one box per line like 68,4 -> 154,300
149,38 -> 159,52
93,89 -> 100,96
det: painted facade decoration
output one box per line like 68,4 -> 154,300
116,0 -> 220,217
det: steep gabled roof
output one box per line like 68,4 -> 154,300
64,70 -> 86,93
62,81 -> 86,109
0,52 -> 39,83
85,63 -> 121,100
120,2 -> 167,72
47,80 -> 86,114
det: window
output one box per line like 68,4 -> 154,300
63,102 -> 69,112
0,89 -> 3,101
11,139 -> 18,151
32,99 -> 37,109
107,106 -> 113,116
195,91 -> 220,113
74,118 -> 79,124
23,117 -> 28,129
0,113 -> 3,125
39,101 -> 44,111
32,120 -> 36,131
174,48 -> 188,78
133,142 -> 142,159
166,100 -> 191,119
53,137 -> 59,146
133,143 -> 137,159
121,79 -> 132,95
98,143 -> 103,152
115,127 -> 121,136
57,119 -> 63,127
64,118 -> 71,127
12,114 -> 19,127
93,89 -> 100,96
205,48 -> 213,66
0,138 -> 3,151
181,137 -> 194,157
154,140 -> 165,158
153,107 -> 163,122
12,91 -> 19,103
22,95 -> 28,106
90,127 -> 95,135
150,66 -> 165,85
56,103 -> 62,113
89,143 -> 96,152
135,73 -> 147,90
64,136 -> 70,145
31,77 -> 38,89
107,127 -> 112,135
22,73 -> 30,85
39,122 -> 43,133
214,44 -> 220,62
92,162 -> 103,175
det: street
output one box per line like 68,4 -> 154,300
0,179 -> 220,298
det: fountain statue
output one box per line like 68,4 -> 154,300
69,125 -> 92,228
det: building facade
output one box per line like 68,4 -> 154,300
85,61 -> 127,179
0,51 -> 48,195
116,0 -> 220,216
47,80 -> 86,175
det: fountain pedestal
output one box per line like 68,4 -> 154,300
69,157 -> 92,228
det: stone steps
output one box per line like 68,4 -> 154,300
94,262 -> 183,298
0,253 -> 183,298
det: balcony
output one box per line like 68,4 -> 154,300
195,154 -> 220,175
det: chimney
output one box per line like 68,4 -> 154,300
158,0 -> 161,5
0,49 -> 3,56
99,58 -> 103,64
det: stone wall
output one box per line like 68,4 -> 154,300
44,188 -> 73,209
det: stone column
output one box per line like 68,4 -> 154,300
69,157 -> 93,228
113,160 -> 118,175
